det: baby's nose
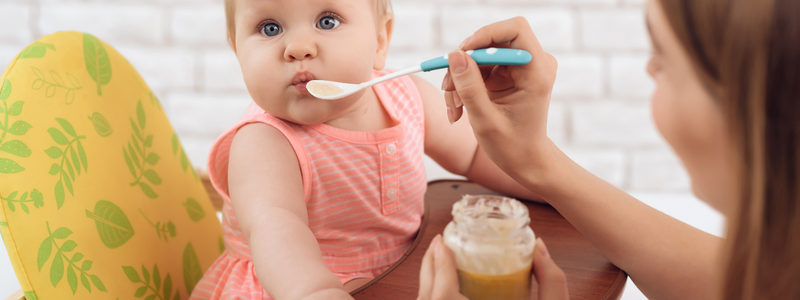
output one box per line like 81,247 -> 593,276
284,35 -> 317,61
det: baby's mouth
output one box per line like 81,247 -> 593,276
292,71 -> 316,94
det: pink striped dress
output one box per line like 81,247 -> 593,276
191,70 -> 427,299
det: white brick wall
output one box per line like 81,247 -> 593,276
0,0 -> 689,193
580,9 -> 650,51
610,54 -> 654,98
551,54 -> 604,98
0,2 -> 700,298
170,4 -> 228,47
39,4 -> 166,46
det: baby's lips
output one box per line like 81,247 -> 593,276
292,71 -> 316,85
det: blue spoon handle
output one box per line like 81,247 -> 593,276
419,48 -> 532,72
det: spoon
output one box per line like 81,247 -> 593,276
307,48 -> 532,100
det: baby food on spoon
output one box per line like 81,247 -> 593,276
307,80 -> 344,97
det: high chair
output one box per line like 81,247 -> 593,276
0,32 -> 224,300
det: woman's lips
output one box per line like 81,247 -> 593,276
292,71 -> 315,94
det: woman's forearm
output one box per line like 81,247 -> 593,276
522,142 -> 722,300
245,207 -> 348,300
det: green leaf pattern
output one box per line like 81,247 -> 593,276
88,112 -> 113,137
182,242 -> 202,296
139,208 -> 176,242
125,100 -> 161,199
1,139 -> 31,157
0,158 -> 24,173
2,34 -> 219,300
134,75 -> 162,111
45,118 -> 88,209
85,200 -> 134,248
182,198 -> 205,222
18,42 -> 56,59
83,33 -> 111,96
1,188 -> 44,214
37,222 -> 106,294
171,134 -> 197,181
30,66 -> 83,104
0,80 -> 31,174
122,264 -> 181,300
23,291 -> 37,300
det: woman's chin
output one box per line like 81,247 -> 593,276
690,181 -> 726,213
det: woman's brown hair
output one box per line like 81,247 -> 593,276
658,0 -> 800,298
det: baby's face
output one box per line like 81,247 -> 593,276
233,0 -> 389,125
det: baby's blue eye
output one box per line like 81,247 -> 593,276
318,16 -> 340,30
262,23 -> 281,36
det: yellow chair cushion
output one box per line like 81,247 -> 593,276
0,31 -> 223,300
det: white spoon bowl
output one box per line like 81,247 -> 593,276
306,80 -> 365,100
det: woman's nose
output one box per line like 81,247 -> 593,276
284,33 -> 317,62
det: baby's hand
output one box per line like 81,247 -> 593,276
299,287 -> 354,300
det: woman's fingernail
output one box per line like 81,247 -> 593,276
447,106 -> 454,124
434,234 -> 443,257
451,51 -> 468,74
441,72 -> 450,90
538,238 -> 550,259
453,90 -> 463,108
459,35 -> 473,49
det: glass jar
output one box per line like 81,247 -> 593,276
443,195 -> 536,300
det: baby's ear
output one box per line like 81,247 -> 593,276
374,12 -> 394,70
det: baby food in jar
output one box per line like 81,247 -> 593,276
443,195 -> 536,300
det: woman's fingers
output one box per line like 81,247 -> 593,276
430,237 -> 464,299
446,50 -> 496,123
444,90 -> 464,124
417,235 -> 438,300
417,235 -> 468,300
421,235 -> 568,300
532,238 -> 570,300
460,17 -> 544,58
442,73 -> 464,124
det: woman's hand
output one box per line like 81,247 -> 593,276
441,17 -> 559,185
532,238 -> 570,300
417,235 -> 569,300
417,235 -> 468,300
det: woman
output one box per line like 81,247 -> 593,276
417,0 -> 800,299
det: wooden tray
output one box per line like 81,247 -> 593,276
351,180 -> 627,300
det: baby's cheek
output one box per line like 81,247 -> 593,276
329,47 -> 377,80
240,66 -> 264,94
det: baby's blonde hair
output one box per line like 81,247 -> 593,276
224,0 -> 392,51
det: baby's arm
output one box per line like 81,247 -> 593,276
415,76 -> 542,202
228,123 -> 352,300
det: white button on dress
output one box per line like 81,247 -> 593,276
387,188 -> 398,200
385,143 -> 397,155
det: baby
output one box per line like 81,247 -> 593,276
191,0 -> 539,299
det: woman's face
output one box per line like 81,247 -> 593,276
645,0 -> 735,212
